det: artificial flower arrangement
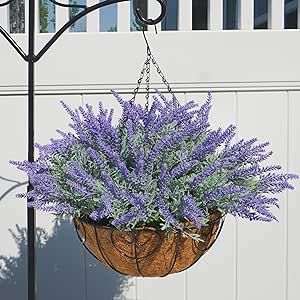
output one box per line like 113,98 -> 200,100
11,91 -> 298,277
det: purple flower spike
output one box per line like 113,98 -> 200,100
181,195 -> 204,229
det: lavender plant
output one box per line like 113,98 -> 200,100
11,91 -> 298,235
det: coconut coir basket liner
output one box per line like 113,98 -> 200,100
74,211 -> 224,277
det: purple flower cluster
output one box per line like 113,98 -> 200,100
180,195 -> 204,228
10,91 -> 298,232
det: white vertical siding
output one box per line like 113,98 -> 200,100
137,275 -> 186,300
0,96 -> 27,257
0,96 -> 28,298
208,0 -> 223,30
236,92 -> 288,300
55,0 -> 69,32
287,91 -> 300,300
117,1 -> 130,32
239,0 -> 254,30
186,92 -> 237,300
178,0 -> 192,31
86,0 -> 100,33
268,0 -> 285,30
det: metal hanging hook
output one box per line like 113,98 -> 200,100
135,0 -> 166,26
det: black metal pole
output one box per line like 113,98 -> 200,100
28,0 -> 36,299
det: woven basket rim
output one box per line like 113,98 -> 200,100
74,210 -> 225,233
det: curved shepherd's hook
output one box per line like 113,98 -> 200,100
135,0 -> 166,26
35,0 -> 166,62
0,0 -> 15,7
0,0 -> 167,62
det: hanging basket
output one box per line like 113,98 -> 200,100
74,211 -> 224,277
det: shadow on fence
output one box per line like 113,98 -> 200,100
0,217 -> 130,300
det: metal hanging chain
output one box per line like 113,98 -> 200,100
144,47 -> 151,110
130,50 -> 151,104
131,29 -> 175,108
148,48 -> 175,98
142,29 -> 176,100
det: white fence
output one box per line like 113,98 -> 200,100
0,1 -> 300,300
1,91 -> 299,300
0,0 -> 300,33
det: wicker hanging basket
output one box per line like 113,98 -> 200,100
74,211 -> 224,277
